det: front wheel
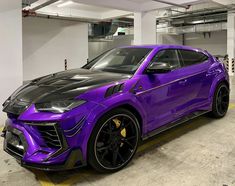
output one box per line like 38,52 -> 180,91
210,83 -> 229,118
88,108 -> 140,173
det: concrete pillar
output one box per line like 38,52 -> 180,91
227,11 -> 235,76
0,1 -> 23,123
134,11 -> 156,45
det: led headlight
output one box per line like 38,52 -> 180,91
35,100 -> 86,113
2,97 -> 11,108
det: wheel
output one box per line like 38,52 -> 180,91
88,108 -> 140,173
210,83 -> 229,118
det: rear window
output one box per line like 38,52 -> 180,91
179,50 -> 208,67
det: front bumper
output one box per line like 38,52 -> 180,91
2,119 -> 86,171
19,149 -> 85,171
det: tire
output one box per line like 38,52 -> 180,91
88,108 -> 140,173
210,83 -> 229,118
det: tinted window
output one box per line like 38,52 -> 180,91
83,48 -> 152,74
179,50 -> 208,67
151,49 -> 180,69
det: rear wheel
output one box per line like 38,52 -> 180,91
210,83 -> 229,118
88,108 -> 140,173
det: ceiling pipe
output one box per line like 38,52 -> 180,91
156,21 -> 227,34
152,0 -> 190,9
31,0 -> 59,11
25,13 -> 101,23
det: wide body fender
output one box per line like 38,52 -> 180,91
208,72 -> 229,108
78,93 -> 147,161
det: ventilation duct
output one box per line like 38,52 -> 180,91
22,0 -> 38,8
88,21 -> 119,38
166,22 -> 227,34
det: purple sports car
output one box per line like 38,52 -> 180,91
2,45 -> 229,172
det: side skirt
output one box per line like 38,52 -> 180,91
142,110 -> 209,140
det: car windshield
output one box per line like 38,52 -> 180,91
83,48 -> 152,74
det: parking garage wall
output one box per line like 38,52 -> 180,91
0,1 -> 22,124
88,35 -> 134,60
88,31 -> 227,59
88,34 -> 183,59
184,31 -> 227,56
23,17 -> 88,81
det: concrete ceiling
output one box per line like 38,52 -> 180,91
50,1 -> 113,12
72,0 -> 200,12
212,0 -> 235,6
24,0 -> 204,21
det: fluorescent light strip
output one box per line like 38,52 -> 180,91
57,0 -> 74,8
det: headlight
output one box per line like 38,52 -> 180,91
35,100 -> 86,113
2,97 -> 10,108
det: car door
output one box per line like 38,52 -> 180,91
136,49 -> 193,133
177,49 -> 212,115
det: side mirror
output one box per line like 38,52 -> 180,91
146,62 -> 172,74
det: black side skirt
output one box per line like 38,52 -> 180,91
143,110 -> 209,140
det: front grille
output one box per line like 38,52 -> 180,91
5,130 -> 26,160
37,125 -> 61,148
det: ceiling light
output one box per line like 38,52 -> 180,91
57,1 -> 74,8
191,20 -> 204,24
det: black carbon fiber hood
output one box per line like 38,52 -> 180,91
4,68 -> 130,107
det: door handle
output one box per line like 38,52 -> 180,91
178,79 -> 187,85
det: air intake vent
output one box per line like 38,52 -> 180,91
37,125 -> 61,148
7,113 -> 19,120
105,83 -> 124,98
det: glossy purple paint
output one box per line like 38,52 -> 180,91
2,45 -> 229,170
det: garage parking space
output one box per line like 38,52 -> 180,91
0,79 -> 234,185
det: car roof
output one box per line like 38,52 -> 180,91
119,44 -> 208,54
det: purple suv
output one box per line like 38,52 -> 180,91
2,45 -> 229,172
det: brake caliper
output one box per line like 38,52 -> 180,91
113,118 -> 126,147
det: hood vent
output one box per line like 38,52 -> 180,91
105,84 -> 124,98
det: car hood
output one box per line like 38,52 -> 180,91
8,68 -> 131,104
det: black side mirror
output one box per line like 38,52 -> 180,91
146,62 -> 172,74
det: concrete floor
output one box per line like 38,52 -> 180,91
0,77 -> 235,186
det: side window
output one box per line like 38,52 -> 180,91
179,50 -> 208,67
151,49 -> 181,69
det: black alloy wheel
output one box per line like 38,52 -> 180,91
211,83 -> 229,118
88,108 -> 139,173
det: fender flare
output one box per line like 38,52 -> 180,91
86,97 -> 146,131
208,74 -> 229,105
79,95 -> 146,160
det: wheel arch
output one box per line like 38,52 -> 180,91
209,75 -> 230,103
85,103 -> 143,168
115,104 -> 143,134
89,103 -> 144,137
222,79 -> 230,89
